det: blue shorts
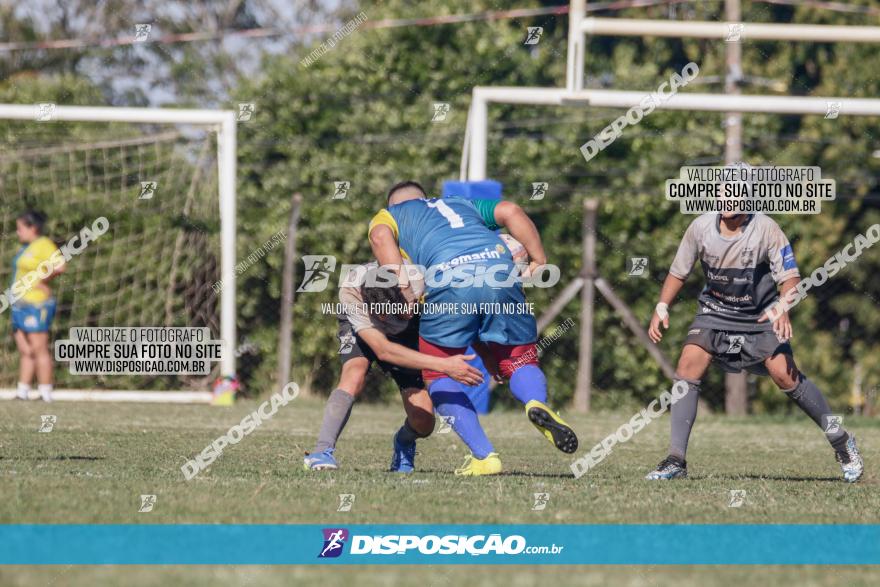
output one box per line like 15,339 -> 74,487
419,263 -> 537,348
11,299 -> 57,333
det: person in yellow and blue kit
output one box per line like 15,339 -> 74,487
10,210 -> 65,402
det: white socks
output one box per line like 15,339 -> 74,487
38,384 -> 53,403
15,382 -> 53,401
16,382 -> 30,400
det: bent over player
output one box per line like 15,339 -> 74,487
646,212 -> 863,482
303,263 -> 483,472
368,181 -> 578,476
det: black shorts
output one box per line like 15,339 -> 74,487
336,317 -> 424,391
684,325 -> 793,376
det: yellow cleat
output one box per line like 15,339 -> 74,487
454,452 -> 502,477
525,400 -> 579,454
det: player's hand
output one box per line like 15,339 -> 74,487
648,307 -> 669,343
526,260 -> 545,279
759,304 -> 792,342
441,354 -> 484,386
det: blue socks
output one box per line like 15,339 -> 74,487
509,365 -> 547,405
426,366 -> 547,459
428,377 -> 495,459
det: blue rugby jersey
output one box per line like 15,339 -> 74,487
368,197 -> 512,273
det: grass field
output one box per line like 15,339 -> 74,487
1,396 -> 878,586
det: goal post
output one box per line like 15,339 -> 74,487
0,104 -> 237,402
460,4 -> 880,412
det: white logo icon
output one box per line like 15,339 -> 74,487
39,415 -> 57,433
726,23 -> 744,42
138,181 -> 157,200
338,331 -> 356,355
728,489 -> 746,507
139,494 -> 157,512
337,494 -> 355,512
824,415 -> 843,435
134,24 -> 152,42
332,181 -> 350,200
628,257 -> 649,277
825,102 -> 841,120
432,103 -> 450,122
35,103 -> 56,122
437,415 -> 456,434
297,255 -> 337,293
524,27 -> 544,45
237,103 -> 255,122
531,492 -> 550,510
530,182 -> 548,201
321,529 -> 346,557
726,335 -> 745,354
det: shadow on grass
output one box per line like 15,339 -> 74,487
0,455 -> 104,461
692,473 -> 840,482
396,468 -> 574,479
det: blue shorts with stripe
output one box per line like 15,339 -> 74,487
11,299 -> 57,333
419,262 -> 537,348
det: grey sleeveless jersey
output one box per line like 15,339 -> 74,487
669,213 -> 800,331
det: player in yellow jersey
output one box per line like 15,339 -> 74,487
10,211 -> 65,402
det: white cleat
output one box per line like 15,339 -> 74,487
836,436 -> 864,483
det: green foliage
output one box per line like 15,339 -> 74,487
232,0 -> 880,413
2,1 -> 878,412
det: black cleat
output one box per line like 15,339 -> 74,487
526,400 -> 579,454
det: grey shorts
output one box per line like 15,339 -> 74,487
684,326 -> 793,376
336,317 -> 424,391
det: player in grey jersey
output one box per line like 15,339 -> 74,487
646,212 -> 863,482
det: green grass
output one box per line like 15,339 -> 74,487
0,397 -> 878,585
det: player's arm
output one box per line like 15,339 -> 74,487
491,201 -> 547,270
369,225 -> 402,267
43,255 -> 66,280
357,327 -> 484,386
757,221 -> 800,341
368,210 -> 408,288
35,245 -> 65,295
649,221 -> 698,343
758,276 -> 798,341
648,274 -> 687,343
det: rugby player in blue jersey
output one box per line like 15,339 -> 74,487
368,181 -> 578,476
303,262 -> 484,473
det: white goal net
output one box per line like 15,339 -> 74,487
0,107 -> 237,399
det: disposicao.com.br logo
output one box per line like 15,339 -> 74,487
318,529 -> 563,558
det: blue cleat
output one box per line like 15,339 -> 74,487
645,455 -> 688,480
390,430 -> 416,473
303,448 -> 338,471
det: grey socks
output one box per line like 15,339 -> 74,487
314,388 -> 356,453
666,374 -> 848,461
785,376 -> 849,451
669,376 -> 701,461
395,419 -> 421,445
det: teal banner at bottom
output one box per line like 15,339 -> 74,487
1,524 -> 878,565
